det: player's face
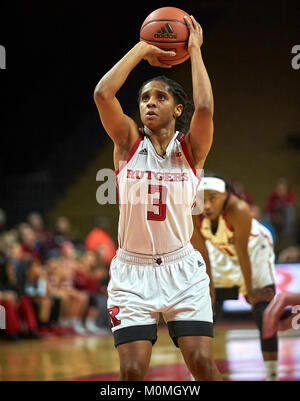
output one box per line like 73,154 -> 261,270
203,190 -> 227,220
139,81 -> 180,130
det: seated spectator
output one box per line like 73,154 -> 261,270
265,178 -> 296,238
74,253 -> 110,333
54,217 -> 73,247
18,223 -> 42,263
0,259 -> 40,340
54,216 -> 84,254
54,244 -> 89,334
85,217 -> 116,265
27,212 -> 56,260
24,260 -> 54,335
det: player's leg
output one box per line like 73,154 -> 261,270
178,335 -> 222,380
164,248 -> 222,380
107,256 -> 160,381
250,232 -> 278,380
252,294 -> 278,381
117,339 -> 153,381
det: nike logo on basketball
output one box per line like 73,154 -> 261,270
139,148 -> 148,155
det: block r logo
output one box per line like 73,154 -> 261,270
0,45 -> 6,69
0,305 -> 5,329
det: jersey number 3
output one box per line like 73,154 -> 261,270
147,185 -> 167,221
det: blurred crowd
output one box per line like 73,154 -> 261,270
0,213 -> 116,341
233,178 -> 299,262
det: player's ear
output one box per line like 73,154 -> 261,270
174,104 -> 183,118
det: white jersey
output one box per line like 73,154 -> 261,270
115,129 -> 201,255
199,211 -> 273,263
198,202 -> 276,291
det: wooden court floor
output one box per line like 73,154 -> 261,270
0,321 -> 299,381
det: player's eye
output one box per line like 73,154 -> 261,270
141,95 -> 149,102
158,94 -> 165,100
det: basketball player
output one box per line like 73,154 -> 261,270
93,16 -> 222,380
191,175 -> 279,380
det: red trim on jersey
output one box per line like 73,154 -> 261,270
179,134 -> 201,179
114,134 -> 142,176
260,231 -> 274,248
223,247 -> 234,257
115,175 -> 121,208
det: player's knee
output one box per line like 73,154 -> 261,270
188,349 -> 215,379
119,360 -> 146,381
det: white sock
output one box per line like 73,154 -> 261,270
264,360 -> 278,381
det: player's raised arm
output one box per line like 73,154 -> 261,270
184,15 -> 214,168
94,42 -> 175,152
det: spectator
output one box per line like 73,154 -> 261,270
18,224 -> 42,263
75,253 -> 110,333
85,217 -> 116,265
265,178 -> 296,238
56,242 -> 89,334
27,212 -> 56,260
54,217 -> 73,247
54,216 -> 84,254
0,259 -> 40,340
24,260 -> 54,335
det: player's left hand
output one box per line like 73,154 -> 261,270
184,15 -> 203,51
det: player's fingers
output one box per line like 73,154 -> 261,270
157,49 -> 176,57
183,15 -> 193,30
190,15 -> 200,30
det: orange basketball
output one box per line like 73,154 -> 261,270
140,7 -> 190,66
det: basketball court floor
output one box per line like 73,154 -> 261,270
1,320 -> 299,381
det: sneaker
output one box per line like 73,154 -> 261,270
85,320 -> 107,334
72,319 -> 87,334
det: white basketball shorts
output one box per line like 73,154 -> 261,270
107,242 -> 213,347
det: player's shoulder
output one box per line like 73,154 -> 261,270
226,194 -> 251,218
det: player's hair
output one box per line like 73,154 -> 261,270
137,75 -> 194,133
204,170 -> 240,197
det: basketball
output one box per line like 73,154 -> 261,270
140,7 -> 190,66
